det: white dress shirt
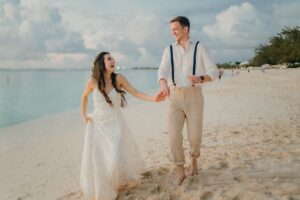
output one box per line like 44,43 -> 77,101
158,39 -> 218,87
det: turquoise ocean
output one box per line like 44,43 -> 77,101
0,69 -> 158,128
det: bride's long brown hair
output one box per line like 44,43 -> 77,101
91,52 -> 126,107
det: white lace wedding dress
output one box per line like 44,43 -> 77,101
80,88 -> 144,200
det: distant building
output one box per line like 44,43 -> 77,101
239,60 -> 249,66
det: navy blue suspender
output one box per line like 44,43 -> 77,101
193,41 -> 200,75
170,41 -> 200,86
169,45 -> 175,86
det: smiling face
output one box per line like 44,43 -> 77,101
103,53 -> 115,73
170,22 -> 189,42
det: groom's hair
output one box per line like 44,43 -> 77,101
170,16 -> 190,32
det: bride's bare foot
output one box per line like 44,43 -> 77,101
117,184 -> 127,192
117,181 -> 139,193
188,157 -> 198,176
127,181 -> 139,189
173,165 -> 186,186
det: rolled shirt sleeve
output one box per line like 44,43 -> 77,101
202,44 -> 218,81
158,47 -> 170,82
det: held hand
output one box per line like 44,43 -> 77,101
188,75 -> 202,84
154,91 -> 166,102
159,79 -> 170,97
82,115 -> 93,124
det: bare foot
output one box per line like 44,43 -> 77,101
117,181 -> 139,193
173,165 -> 186,186
174,173 -> 186,186
188,157 -> 199,176
117,184 -> 127,192
127,181 -> 139,189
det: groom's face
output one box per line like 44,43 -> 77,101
170,22 -> 188,42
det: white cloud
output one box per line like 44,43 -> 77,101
125,14 -> 162,45
0,0 -> 88,68
203,3 -> 254,38
77,13 -> 169,67
0,0 -> 299,68
46,53 -> 87,65
3,2 -> 18,20
202,2 -> 269,49
200,1 -> 300,62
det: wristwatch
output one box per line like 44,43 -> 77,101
199,75 -> 205,83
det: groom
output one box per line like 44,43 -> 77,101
158,16 -> 218,185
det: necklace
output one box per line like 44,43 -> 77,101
105,79 -> 112,85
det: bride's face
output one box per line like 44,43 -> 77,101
104,54 -> 115,73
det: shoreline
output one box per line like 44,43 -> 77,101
0,87 -> 158,129
1,67 -> 295,129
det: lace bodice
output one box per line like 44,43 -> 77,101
93,88 -> 122,111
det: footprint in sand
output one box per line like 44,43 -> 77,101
141,171 -> 153,179
232,195 -> 241,200
147,192 -> 171,200
17,193 -> 32,200
200,191 -> 213,200
185,176 -> 200,191
36,162 -> 45,167
150,184 -> 163,194
219,161 -> 229,169
264,191 -> 273,197
233,176 -> 245,183
154,167 -> 169,176
57,191 -> 82,200
121,193 -> 139,200
231,131 -> 241,135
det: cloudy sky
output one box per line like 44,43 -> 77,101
0,0 -> 299,69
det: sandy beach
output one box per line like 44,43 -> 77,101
0,68 -> 299,200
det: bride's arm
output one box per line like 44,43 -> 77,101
81,79 -> 95,123
116,74 -> 165,102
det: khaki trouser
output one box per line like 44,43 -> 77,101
167,86 -> 204,165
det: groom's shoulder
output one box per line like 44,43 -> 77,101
162,44 -> 173,55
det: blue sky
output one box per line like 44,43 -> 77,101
0,0 -> 299,68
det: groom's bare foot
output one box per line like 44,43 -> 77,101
188,157 -> 199,176
173,165 -> 186,186
174,174 -> 186,186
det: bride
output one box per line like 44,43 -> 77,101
80,51 -> 165,200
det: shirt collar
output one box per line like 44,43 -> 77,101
174,38 -> 194,47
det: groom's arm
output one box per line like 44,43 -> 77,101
159,78 -> 169,97
158,47 -> 170,96
201,44 -> 218,81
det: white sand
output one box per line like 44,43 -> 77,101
0,69 -> 299,200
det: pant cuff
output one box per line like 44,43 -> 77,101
190,152 -> 200,158
173,160 -> 185,165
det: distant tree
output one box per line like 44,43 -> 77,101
217,62 -> 237,69
250,26 -> 300,66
